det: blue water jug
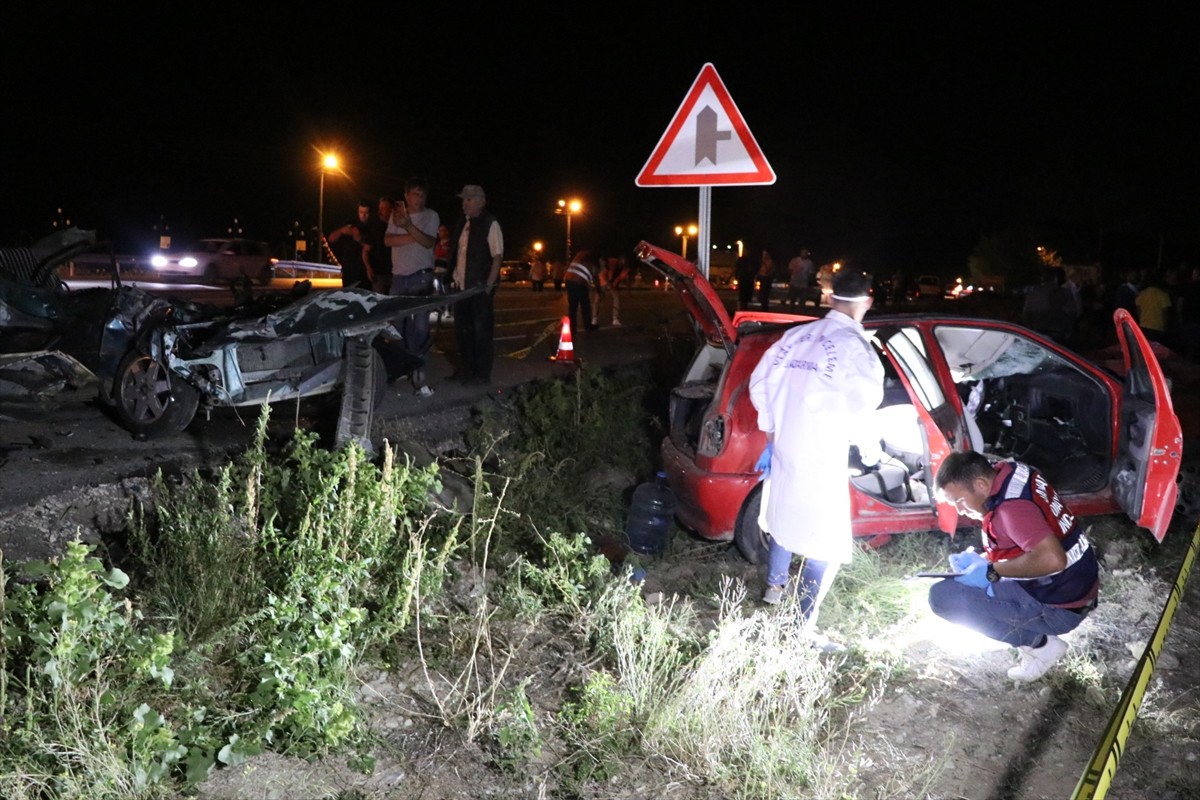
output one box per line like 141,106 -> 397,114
625,471 -> 676,555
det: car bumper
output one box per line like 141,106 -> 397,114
661,435 -> 757,542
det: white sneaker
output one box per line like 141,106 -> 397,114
612,320 -> 622,327
414,385 -> 434,398
762,585 -> 784,605
1007,635 -> 1068,682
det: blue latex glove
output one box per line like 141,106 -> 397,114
948,548 -> 986,573
954,558 -> 991,590
755,443 -> 773,481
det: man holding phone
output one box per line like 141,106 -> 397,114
385,178 -> 440,396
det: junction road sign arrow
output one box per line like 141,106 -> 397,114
636,63 -> 776,187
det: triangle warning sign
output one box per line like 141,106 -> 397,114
636,63 -> 776,187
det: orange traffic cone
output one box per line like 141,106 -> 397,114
550,315 -> 577,365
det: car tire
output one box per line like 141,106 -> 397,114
734,481 -> 772,564
256,263 -> 274,286
113,352 -> 200,438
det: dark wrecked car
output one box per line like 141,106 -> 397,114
1,228 -> 474,447
633,240 -> 1184,563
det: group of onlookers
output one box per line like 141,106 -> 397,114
327,182 -> 504,394
1022,263 -> 1200,359
1112,264 -> 1200,359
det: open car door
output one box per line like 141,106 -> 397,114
874,326 -> 960,533
1112,309 -> 1184,541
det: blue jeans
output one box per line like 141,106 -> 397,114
927,578 -> 1090,647
391,270 -> 435,361
767,539 -> 840,625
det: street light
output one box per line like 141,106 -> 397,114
674,224 -> 698,260
556,198 -> 582,261
317,152 -> 339,264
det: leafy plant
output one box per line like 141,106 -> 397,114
0,540 -> 182,799
491,678 -> 542,773
557,669 -> 640,783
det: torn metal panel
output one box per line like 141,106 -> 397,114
0,351 -> 97,397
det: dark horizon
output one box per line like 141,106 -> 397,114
4,5 -> 1197,281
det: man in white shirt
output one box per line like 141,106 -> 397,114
449,184 -> 503,386
385,178 -> 440,395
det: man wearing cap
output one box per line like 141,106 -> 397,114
749,268 -> 883,647
448,184 -> 504,385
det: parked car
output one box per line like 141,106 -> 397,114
633,241 -> 1184,564
149,238 -> 277,285
2,228 -> 478,448
914,274 -> 943,299
500,260 -> 532,283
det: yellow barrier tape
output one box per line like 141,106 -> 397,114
1071,519 -> 1200,800
503,319 -> 563,359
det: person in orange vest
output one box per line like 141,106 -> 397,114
564,249 -> 598,334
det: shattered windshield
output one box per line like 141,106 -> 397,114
934,325 -> 1068,383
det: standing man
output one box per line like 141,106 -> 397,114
608,254 -> 631,326
786,249 -> 815,310
529,255 -> 547,292
564,249 -> 598,335
749,269 -> 882,645
756,249 -> 776,311
385,178 -> 441,396
735,249 -> 758,311
929,450 -> 1100,682
327,200 -> 371,290
364,196 -> 394,294
449,184 -> 503,386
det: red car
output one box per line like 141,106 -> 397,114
634,241 -> 1184,562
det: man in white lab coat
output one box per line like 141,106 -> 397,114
749,268 -> 883,635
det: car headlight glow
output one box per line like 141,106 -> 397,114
151,255 -> 168,268
180,257 -> 198,268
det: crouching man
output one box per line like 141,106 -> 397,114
929,451 -> 1100,682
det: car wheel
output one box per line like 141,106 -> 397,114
734,481 -> 772,564
256,263 -> 274,286
113,352 -> 200,437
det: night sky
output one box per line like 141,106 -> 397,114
3,4 -> 1197,279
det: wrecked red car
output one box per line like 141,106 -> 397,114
634,241 -> 1184,562
1,229 -> 473,448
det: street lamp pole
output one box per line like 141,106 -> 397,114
557,198 -> 582,261
317,152 -> 339,264
675,224 -> 698,260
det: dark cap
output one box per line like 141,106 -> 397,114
831,269 -> 873,301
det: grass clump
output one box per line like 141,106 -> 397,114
465,366 -> 658,549
1,404 -> 458,795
